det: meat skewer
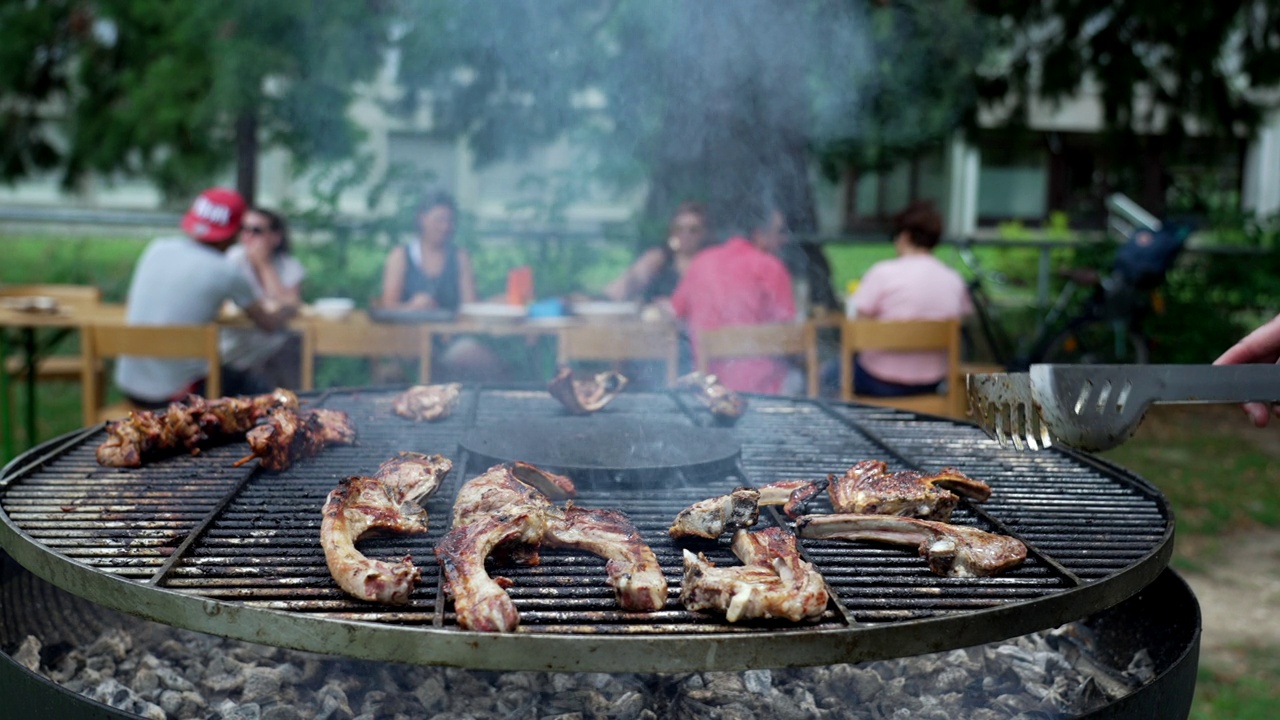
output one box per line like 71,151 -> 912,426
827,460 -> 991,521
547,367 -> 628,414
795,513 -> 1027,578
233,407 -> 357,471
96,389 -> 297,467
392,383 -> 462,422
320,453 -> 453,604
668,479 -> 825,540
438,462 -> 666,631
680,527 -> 829,622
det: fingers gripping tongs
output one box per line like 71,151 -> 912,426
966,364 -> 1280,452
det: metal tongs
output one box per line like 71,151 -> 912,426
967,364 -> 1280,452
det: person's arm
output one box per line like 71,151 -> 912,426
1214,312 -> 1280,426
243,300 -> 294,333
602,249 -> 665,302
763,260 -> 795,322
379,246 -> 412,309
244,237 -> 300,307
456,248 -> 479,305
852,266 -> 883,319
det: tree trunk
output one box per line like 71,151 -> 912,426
235,111 -> 259,205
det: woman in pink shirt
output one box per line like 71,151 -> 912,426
849,200 -> 971,396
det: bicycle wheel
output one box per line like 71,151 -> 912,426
1037,318 -> 1150,365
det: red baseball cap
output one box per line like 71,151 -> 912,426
181,187 -> 246,242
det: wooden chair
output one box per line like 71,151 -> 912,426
300,320 -> 431,390
2,284 -> 103,382
556,322 -> 680,387
80,323 -> 221,425
839,318 -> 962,418
694,321 -> 820,397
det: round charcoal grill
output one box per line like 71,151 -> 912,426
0,387 -> 1175,673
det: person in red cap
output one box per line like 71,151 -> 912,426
114,187 -> 297,407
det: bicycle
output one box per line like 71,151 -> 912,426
957,217 -> 1189,371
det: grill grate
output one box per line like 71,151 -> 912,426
0,387 -> 1174,671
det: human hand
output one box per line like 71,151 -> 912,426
1214,312 -> 1280,427
404,292 -> 438,310
243,234 -> 272,266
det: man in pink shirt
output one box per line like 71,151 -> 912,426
850,200 -> 972,395
672,200 -> 796,394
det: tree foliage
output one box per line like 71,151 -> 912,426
0,0 -> 394,203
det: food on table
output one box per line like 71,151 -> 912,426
96,389 -> 297,467
827,460 -> 991,521
675,371 -> 747,419
680,527 -> 829,623
547,367 -> 628,414
236,407 -> 357,471
320,453 -> 452,604
668,479 -> 825,540
438,461 -> 665,632
796,513 -> 1027,578
392,383 -> 462,422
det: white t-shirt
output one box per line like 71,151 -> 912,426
114,237 -> 257,401
219,245 -> 306,370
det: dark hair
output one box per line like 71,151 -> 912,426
669,201 -> 708,228
892,200 -> 943,250
250,207 -> 291,255
415,190 -> 458,219
736,191 -> 783,238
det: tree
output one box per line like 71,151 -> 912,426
972,0 -> 1280,214
0,0 -> 395,204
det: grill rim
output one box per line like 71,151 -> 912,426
0,391 -> 1177,674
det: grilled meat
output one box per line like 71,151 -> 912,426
392,383 -> 462,422
548,367 -> 628,414
544,503 -> 667,612
238,407 -> 357,472
320,453 -> 452,604
95,389 -> 297,467
680,527 -> 829,622
669,487 -> 760,540
827,460 -> 991,521
439,461 -> 666,630
669,479 -> 824,540
796,513 -> 1027,577
675,371 -> 747,419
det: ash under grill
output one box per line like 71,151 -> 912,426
0,387 -> 1174,673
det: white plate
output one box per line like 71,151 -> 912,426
572,301 -> 640,317
460,303 -> 528,322
309,297 -> 356,320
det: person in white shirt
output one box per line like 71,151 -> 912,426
115,188 -> 295,407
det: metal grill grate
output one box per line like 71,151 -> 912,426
0,387 -> 1174,672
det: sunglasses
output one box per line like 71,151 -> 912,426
241,224 -> 270,235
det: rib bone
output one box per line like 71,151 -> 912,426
796,513 -> 1026,577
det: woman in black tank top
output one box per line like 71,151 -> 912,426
379,191 -> 476,312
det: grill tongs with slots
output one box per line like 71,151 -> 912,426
967,364 -> 1280,452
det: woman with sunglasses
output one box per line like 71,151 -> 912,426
222,207 -> 306,389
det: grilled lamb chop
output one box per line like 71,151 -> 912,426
392,383 -> 462,422
827,460 -> 991,521
96,389 -> 297,467
548,367 -> 628,414
796,513 -> 1027,577
680,527 -> 829,622
668,479 -> 824,540
669,487 -> 760,540
237,407 -> 357,471
675,371 -> 747,419
320,453 -> 452,604
439,462 -> 666,630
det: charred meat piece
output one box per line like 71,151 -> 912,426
548,367 -> 628,414
320,453 -> 452,604
796,513 -> 1027,577
675,371 -> 747,419
544,503 -> 667,612
680,527 -> 829,622
439,461 -> 666,630
669,479 -> 825,540
669,487 -> 761,540
96,389 -> 297,467
392,383 -> 462,422
827,460 -> 991,521
237,407 -> 357,471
